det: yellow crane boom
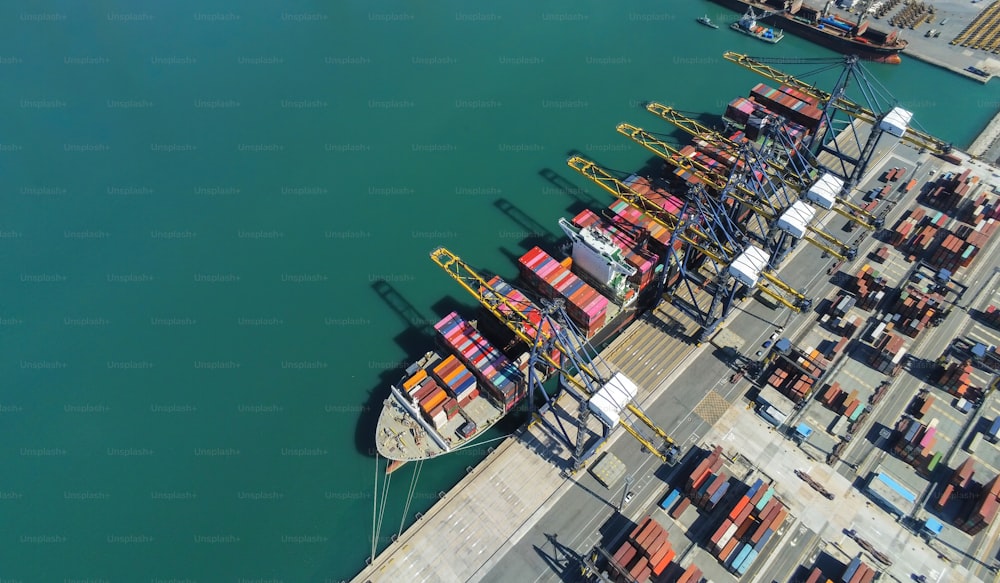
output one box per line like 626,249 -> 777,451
722,51 -> 950,155
566,155 -> 730,264
568,156 -> 808,312
428,246 -> 677,461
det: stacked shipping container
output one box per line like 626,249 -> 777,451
402,367 -> 458,429
854,265 -> 888,310
612,516 -> 678,581
869,332 -> 906,375
886,284 -> 944,338
434,312 -> 524,412
956,472 -> 1000,534
893,416 -> 938,468
937,359 -> 974,396
518,246 -> 609,338
749,82 -> 824,131
709,476 -> 787,575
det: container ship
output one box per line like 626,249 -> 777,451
374,74 -> 834,467
708,0 -> 907,64
374,177 -> 686,466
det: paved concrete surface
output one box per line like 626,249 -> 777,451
830,0 -> 997,82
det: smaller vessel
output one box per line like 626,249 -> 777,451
731,7 -> 783,44
697,15 -> 720,29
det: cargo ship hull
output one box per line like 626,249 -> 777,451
708,0 -> 906,64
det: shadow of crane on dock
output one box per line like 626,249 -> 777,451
531,533 -> 584,583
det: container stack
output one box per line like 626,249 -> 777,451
569,209 -> 659,292
952,457 -> 976,489
907,222 -> 938,257
928,229 -> 976,272
692,136 -> 742,171
893,417 -> 937,468
886,285 -> 944,338
841,555 -> 877,583
853,265 -> 888,310
956,472 -> 1000,535
909,393 -> 934,419
710,477 -> 786,576
925,169 -> 975,212
936,359 -> 973,396
518,246 -> 609,338
869,332 -> 906,375
890,207 -> 926,248
434,312 -> 524,412
823,336 -> 851,361
959,189 -> 998,226
674,563 -> 704,583
820,381 -> 847,411
685,445 -> 727,511
805,567 -> 830,583
402,369 -> 456,429
429,354 -> 479,409
606,198 -> 677,257
482,276 -> 561,364
612,516 -> 676,582
748,82 -> 823,131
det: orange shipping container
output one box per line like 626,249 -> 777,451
652,547 -> 675,576
403,369 -> 427,391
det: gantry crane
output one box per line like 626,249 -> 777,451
722,52 -> 951,194
644,103 -> 862,260
429,246 -> 681,470
616,119 -> 862,267
567,156 -> 810,342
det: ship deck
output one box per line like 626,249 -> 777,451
377,386 -> 506,461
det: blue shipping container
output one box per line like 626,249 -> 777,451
728,543 -> 751,570
709,481 -> 730,507
660,489 -> 681,511
737,549 -> 758,575
754,529 -> 774,551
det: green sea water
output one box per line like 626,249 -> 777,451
0,0 -> 997,580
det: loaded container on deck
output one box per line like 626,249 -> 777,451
434,312 -> 525,412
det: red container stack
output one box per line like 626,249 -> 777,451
854,265 -> 888,310
956,472 -> 1000,534
606,198 -> 679,258
611,516 -> 677,581
518,246 -> 609,338
937,359 -> 974,396
749,82 -> 823,131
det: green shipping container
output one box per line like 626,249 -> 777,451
849,403 -> 865,422
927,451 -> 942,472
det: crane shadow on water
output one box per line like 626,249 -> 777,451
353,279 -> 470,458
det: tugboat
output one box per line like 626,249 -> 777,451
697,15 -> 720,29
730,7 -> 783,43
